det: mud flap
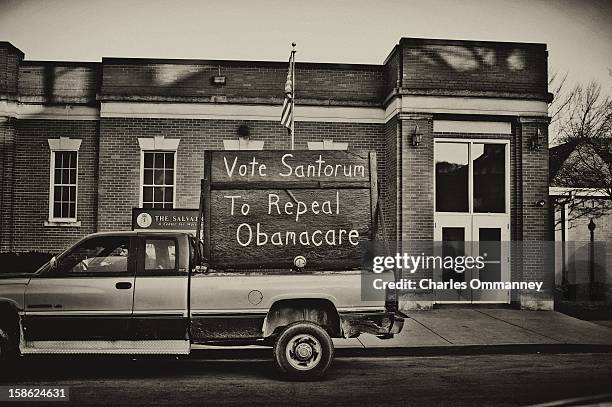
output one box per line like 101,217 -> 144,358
340,312 -> 404,339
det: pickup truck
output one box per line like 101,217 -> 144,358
0,230 -> 403,380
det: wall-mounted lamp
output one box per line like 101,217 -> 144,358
412,125 -> 423,147
237,124 -> 250,139
530,128 -> 544,151
211,65 -> 226,86
535,199 -> 546,208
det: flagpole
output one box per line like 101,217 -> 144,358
290,42 -> 296,150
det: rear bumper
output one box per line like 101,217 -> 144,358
339,311 -> 405,339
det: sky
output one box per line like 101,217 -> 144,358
0,0 -> 611,93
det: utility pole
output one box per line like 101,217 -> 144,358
588,218 -> 596,300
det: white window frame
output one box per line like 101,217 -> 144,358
138,136 -> 180,208
46,137 -> 82,226
433,138 -> 510,216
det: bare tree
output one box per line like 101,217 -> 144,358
550,76 -> 612,228
548,69 -> 574,141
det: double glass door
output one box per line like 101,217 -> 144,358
434,214 -> 510,302
434,139 -> 510,303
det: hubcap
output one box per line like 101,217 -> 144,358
295,343 -> 313,360
286,334 -> 322,371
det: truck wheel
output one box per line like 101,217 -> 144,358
273,321 -> 334,380
0,326 -> 17,369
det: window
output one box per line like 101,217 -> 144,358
477,228 -> 502,283
435,143 -> 469,212
442,227 -> 466,282
435,141 -> 508,214
472,143 -> 506,213
142,151 -> 175,209
51,151 -> 78,219
47,137 -> 82,224
144,239 -> 176,271
57,236 -> 130,275
138,136 -> 180,209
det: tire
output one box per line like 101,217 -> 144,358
273,321 -> 334,381
0,326 -> 18,372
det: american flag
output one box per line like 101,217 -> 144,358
280,51 -> 294,129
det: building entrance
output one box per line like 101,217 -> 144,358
433,139 -> 511,303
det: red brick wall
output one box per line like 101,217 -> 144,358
100,61 -> 385,106
0,44 -> 19,249
519,118 -> 553,307
400,115 -> 434,241
520,120 -> 551,239
400,38 -> 548,99
383,115 -> 399,240
383,47 -> 400,99
0,43 -> 22,100
9,120 -> 99,252
0,118 -> 16,251
394,115 -> 435,304
18,62 -> 100,105
98,118 -> 386,231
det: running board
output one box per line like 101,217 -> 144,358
191,344 -> 268,350
21,340 -> 190,355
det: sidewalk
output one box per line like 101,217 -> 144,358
333,308 -> 612,352
191,308 -> 612,359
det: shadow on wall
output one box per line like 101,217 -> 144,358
18,62 -> 100,106
403,44 -> 546,94
18,41 -> 547,107
413,45 -> 526,71
99,60 -> 386,104
559,241 -> 609,301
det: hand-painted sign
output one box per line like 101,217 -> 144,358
203,150 -> 377,270
132,208 -> 200,232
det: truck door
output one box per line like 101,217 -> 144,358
23,235 -> 135,342
131,234 -> 189,340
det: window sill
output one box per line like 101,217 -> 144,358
44,220 -> 81,227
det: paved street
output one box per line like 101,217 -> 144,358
3,352 -> 612,406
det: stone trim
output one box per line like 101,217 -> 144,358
307,140 -> 349,150
48,137 -> 82,151
138,136 -> 180,151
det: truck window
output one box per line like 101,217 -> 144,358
57,236 -> 130,275
144,238 -> 176,271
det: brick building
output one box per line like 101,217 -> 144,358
0,37 -> 553,309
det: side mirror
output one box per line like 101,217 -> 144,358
49,256 -> 57,270
39,256 -> 58,276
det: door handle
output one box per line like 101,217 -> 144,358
115,282 -> 132,290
